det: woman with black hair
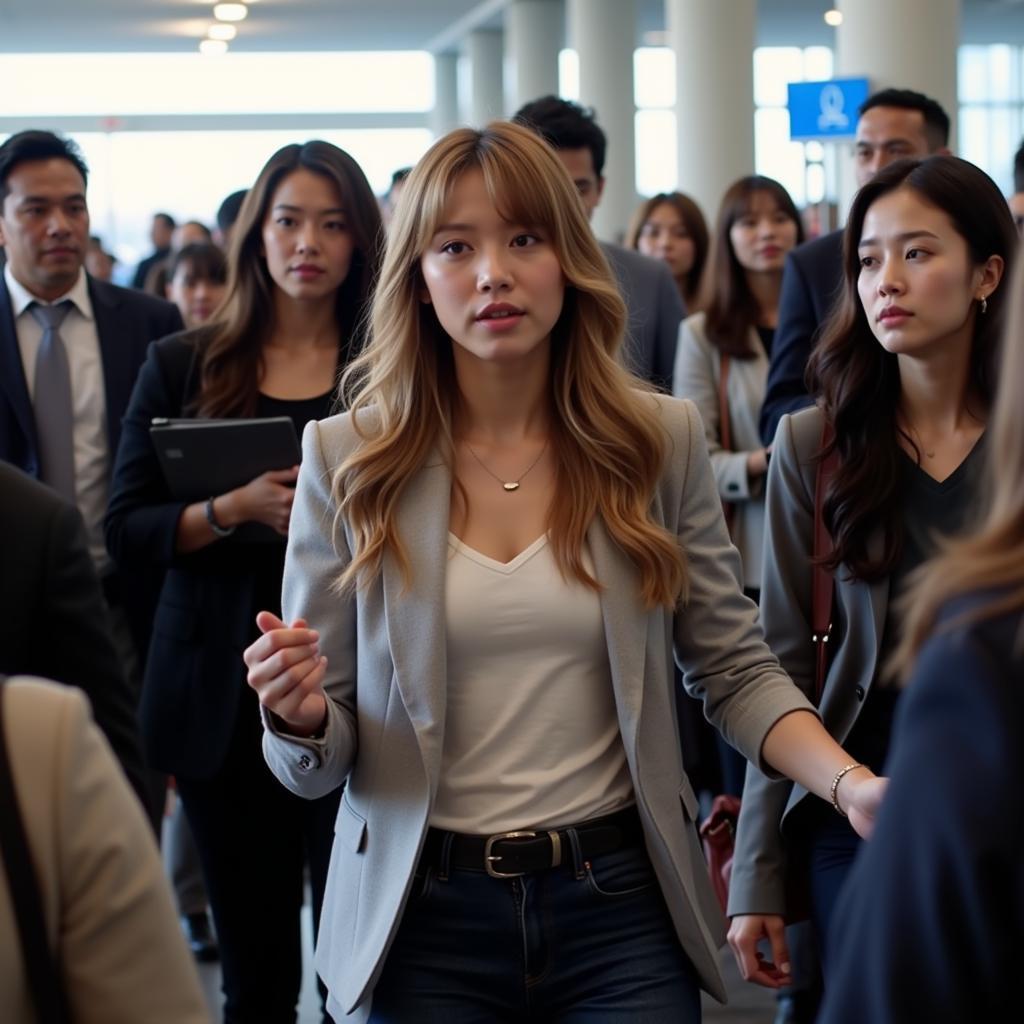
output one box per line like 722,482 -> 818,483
727,155 -> 1017,989
106,140 -> 383,1022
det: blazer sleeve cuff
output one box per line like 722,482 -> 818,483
739,680 -> 819,779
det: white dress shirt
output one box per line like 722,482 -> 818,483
6,264 -> 112,574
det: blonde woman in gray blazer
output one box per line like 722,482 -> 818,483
673,175 -> 803,594
243,123 -> 884,1023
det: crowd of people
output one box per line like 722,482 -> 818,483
0,81 -> 1021,1024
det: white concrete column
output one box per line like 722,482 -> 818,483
504,0 -> 564,115
461,29 -> 505,128
431,52 -> 460,138
667,0 -> 756,224
835,0 -> 960,211
567,0 -> 637,242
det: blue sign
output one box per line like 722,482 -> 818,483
788,78 -> 870,140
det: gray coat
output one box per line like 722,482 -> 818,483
673,312 -> 769,589
728,405 -> 889,918
262,396 -> 815,1020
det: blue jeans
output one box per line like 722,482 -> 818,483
369,841 -> 702,1022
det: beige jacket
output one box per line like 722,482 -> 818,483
0,678 -> 210,1024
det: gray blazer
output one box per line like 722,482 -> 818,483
262,396 -> 815,1021
601,241 -> 686,391
727,406 -> 889,918
673,312 -> 769,590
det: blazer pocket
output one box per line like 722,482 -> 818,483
678,776 -> 700,821
336,796 -> 367,854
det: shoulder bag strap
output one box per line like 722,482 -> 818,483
0,678 -> 71,1024
811,422 -> 839,704
718,354 -> 737,535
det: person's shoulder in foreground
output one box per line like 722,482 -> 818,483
0,676 -> 211,1024
819,595 -> 1023,1024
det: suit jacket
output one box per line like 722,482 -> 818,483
105,332 -> 278,779
0,678 -> 210,1024
820,599 -> 1023,1024
601,241 -> 686,392
261,396 -> 817,1021
0,273 -> 183,481
759,230 -> 843,445
674,312 -> 768,590
728,406 -> 890,918
131,247 -> 170,291
0,462 -> 148,810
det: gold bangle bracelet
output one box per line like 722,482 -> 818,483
830,762 -> 864,817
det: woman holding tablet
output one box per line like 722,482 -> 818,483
241,122 -> 884,1023
105,140 -> 382,1023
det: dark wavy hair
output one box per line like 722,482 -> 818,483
196,140 -> 383,417
702,175 -> 804,359
809,156 -> 1018,581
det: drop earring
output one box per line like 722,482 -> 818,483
980,295 -> 988,315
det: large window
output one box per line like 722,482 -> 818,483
0,52 -> 434,274
959,44 -> 1024,196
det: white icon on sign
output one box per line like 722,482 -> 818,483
817,84 -> 850,131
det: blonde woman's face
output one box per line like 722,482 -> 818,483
419,168 -> 565,370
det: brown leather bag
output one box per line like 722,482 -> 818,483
700,418 -> 837,912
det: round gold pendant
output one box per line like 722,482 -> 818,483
503,481 -> 520,492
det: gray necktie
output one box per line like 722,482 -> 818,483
29,300 -> 77,503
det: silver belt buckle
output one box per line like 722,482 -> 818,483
484,830 -> 537,879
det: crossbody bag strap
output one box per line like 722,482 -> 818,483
0,678 -> 71,1024
812,421 -> 839,704
718,353 -> 737,535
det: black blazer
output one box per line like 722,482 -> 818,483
759,229 -> 844,445
820,597 -> 1023,1024
0,462 -> 149,808
0,273 -> 183,479
105,332 -> 271,780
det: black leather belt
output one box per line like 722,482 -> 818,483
421,806 -> 643,879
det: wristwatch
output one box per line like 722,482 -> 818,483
205,496 -> 236,538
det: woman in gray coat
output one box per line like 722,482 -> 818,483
242,122 -> 884,1023
727,156 -> 1018,989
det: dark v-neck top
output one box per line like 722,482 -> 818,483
844,436 -> 987,773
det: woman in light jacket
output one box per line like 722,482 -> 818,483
674,175 -> 803,599
727,156 -> 1017,988
242,122 -> 884,1023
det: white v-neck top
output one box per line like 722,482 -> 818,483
430,533 -> 635,834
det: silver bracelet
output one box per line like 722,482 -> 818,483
830,762 -> 864,817
204,496 -> 236,538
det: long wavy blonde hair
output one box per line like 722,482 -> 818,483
334,121 -> 685,608
894,239 -> 1024,673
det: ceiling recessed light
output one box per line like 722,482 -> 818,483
200,38 -> 229,56
208,23 -> 237,41
824,9 -> 843,27
213,3 -> 248,22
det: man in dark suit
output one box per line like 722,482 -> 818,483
0,461 -> 149,811
514,95 -> 685,392
0,130 -> 183,669
759,89 -> 951,444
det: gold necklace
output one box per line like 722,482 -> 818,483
464,440 -> 548,492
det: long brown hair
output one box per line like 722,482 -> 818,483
810,156 -> 1018,582
701,176 -> 804,359
196,141 -> 383,417
894,241 -> 1024,671
625,191 -> 709,309
336,122 -> 686,608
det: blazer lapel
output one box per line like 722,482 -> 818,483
88,277 -> 132,453
588,517 -> 648,761
381,453 -> 451,790
0,279 -> 37,462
